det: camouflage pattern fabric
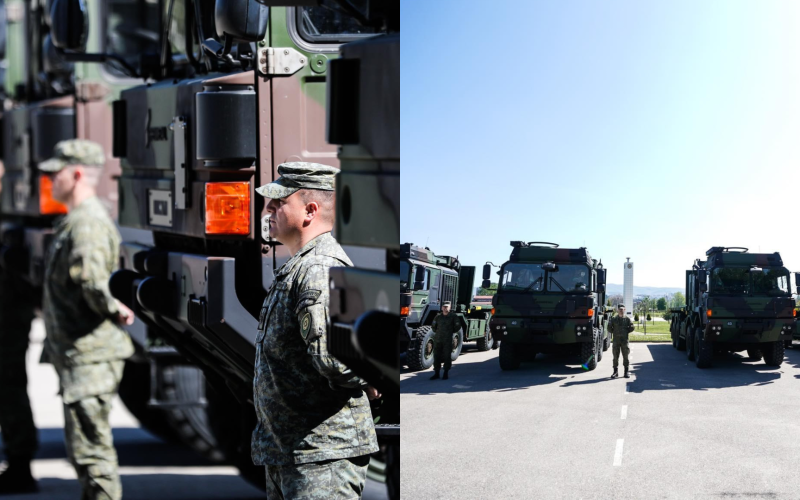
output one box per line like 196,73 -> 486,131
431,313 -> 460,371
264,455 -> 369,500
38,139 -> 106,172
43,195 -> 133,373
252,232 -> 379,468
608,315 -> 634,368
63,388 -> 123,500
255,162 -> 338,199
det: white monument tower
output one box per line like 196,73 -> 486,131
623,258 -> 634,316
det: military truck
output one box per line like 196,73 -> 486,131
669,247 -> 797,368
50,0 -> 390,487
401,243 -> 495,371
325,15 -> 399,499
485,242 -> 610,371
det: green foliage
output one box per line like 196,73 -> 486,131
646,314 -> 652,321
634,313 -> 639,322
662,311 -> 672,321
670,292 -> 686,309
656,297 -> 667,310
477,282 -> 498,295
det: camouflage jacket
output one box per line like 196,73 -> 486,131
43,196 -> 133,370
608,315 -> 635,344
432,312 -> 461,342
252,232 -> 379,466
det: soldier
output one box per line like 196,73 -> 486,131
607,304 -> 634,378
0,160 -> 39,494
430,301 -> 459,380
252,162 -> 381,500
39,140 -> 135,500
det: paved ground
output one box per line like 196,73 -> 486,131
0,320 -> 388,500
401,341 -> 800,499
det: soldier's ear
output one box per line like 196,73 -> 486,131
304,201 -> 320,221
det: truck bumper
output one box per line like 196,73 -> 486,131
704,320 -> 794,343
491,320 -> 595,345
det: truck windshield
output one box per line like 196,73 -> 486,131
710,267 -> 790,297
297,0 -> 384,43
500,263 -> 590,293
104,0 -> 160,77
400,261 -> 410,291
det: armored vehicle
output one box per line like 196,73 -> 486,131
401,243 -> 495,371
485,242 -> 610,371
669,247 -> 797,368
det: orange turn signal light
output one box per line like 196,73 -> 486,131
205,182 -> 250,235
707,309 -> 713,317
39,175 -> 67,215
588,309 -> 595,317
400,306 -> 409,317
794,309 -> 797,317
491,308 -> 496,315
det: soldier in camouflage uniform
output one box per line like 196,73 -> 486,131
607,304 -> 634,378
252,162 -> 381,499
39,140 -> 135,500
0,159 -> 39,494
430,301 -> 459,380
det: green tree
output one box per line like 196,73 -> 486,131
670,292 -> 686,309
478,282 -> 498,295
634,313 -> 639,322
656,297 -> 667,311
646,313 -> 651,321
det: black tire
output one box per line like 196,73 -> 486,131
406,326 -> 434,371
686,326 -> 695,361
499,341 -> 521,370
492,339 -> 500,350
476,322 -> 494,351
746,348 -> 763,361
385,441 -> 399,500
676,323 -> 686,351
762,341 -> 785,367
118,360 -> 179,444
695,329 -> 713,368
596,330 -> 604,362
602,332 -> 610,352
450,329 -> 464,361
581,333 -> 598,370
784,339 -> 792,349
671,322 -> 678,349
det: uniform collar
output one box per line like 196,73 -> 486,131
275,232 -> 334,277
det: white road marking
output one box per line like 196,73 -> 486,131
661,384 -> 676,387
452,384 -> 471,389
613,439 -> 624,466
621,405 -> 628,420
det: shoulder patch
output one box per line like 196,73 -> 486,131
300,312 -> 312,340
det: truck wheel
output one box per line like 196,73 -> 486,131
746,348 -> 763,361
602,333 -> 610,352
596,331 -> 604,362
406,326 -> 434,371
676,324 -> 687,351
476,322 -> 494,351
450,329 -> 464,361
581,333 -> 598,370
686,327 -> 695,361
762,341 -> 785,367
385,441 -> 400,500
499,341 -> 521,370
784,339 -> 792,349
695,329 -> 713,368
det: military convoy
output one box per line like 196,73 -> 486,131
401,243 -> 496,371
669,247 -> 798,368
485,242 -> 610,371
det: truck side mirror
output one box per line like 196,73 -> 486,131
50,0 -> 89,51
481,279 -> 491,289
699,282 -> 708,293
0,1 -> 6,60
482,264 -> 491,280
795,272 -> 800,295
598,284 -> 606,293
215,0 -> 269,42
597,269 -> 606,286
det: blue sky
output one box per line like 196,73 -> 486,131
401,0 -> 800,289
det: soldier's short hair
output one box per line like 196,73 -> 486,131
618,304 -> 625,309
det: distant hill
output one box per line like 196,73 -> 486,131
606,284 -> 683,296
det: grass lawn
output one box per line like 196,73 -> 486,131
629,320 -> 671,342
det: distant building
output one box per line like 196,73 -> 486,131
623,258 -> 634,316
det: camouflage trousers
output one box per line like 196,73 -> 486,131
265,455 -> 369,500
612,342 -> 630,368
63,393 -> 121,500
0,320 -> 37,461
432,337 -> 452,371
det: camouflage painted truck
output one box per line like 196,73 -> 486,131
485,242 -> 610,371
401,243 -> 495,371
325,18 -> 399,499
51,0 -> 390,488
669,247 -> 797,368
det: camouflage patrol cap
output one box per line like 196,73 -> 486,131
443,301 -> 452,307
255,162 -> 338,199
39,139 -> 105,172
618,304 -> 625,309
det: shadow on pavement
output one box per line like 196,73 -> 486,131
401,351 -> 594,395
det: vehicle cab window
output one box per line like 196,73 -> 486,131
296,0 -> 383,44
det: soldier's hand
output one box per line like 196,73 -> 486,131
115,300 -> 135,326
366,386 -> 381,400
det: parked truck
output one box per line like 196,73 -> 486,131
401,243 -> 495,371
669,247 -> 797,368
486,242 -> 610,371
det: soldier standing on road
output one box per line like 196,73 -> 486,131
430,301 -> 459,380
252,162 -> 381,500
608,304 -> 634,378
0,160 -> 40,494
40,140 -> 135,500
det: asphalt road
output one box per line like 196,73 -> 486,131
0,320 -> 388,500
401,341 -> 800,499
